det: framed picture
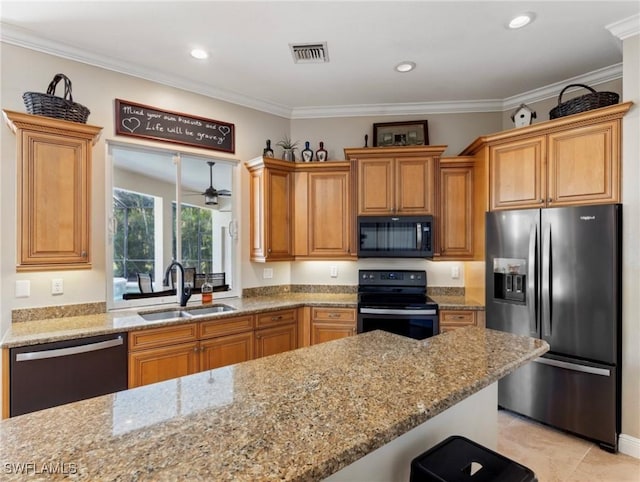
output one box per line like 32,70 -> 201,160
373,120 -> 429,147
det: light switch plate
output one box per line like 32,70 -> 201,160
330,266 -> 338,278
15,280 -> 30,298
263,268 -> 273,279
451,266 -> 460,279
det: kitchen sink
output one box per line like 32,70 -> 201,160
140,309 -> 193,321
186,304 -> 236,316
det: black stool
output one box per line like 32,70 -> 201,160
410,435 -> 537,482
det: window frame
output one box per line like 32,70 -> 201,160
106,140 -> 240,311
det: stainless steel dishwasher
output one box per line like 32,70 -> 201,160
9,332 -> 128,417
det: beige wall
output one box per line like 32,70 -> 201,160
291,112 -> 502,159
620,33 -> 640,444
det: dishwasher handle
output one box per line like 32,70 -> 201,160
16,336 -> 124,362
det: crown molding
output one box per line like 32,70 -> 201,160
606,14 -> 640,40
0,22 -> 625,120
291,99 -> 504,119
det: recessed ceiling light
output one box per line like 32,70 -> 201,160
395,61 -> 416,73
190,48 -> 209,60
508,13 -> 535,29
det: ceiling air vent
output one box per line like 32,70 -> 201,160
290,42 -> 329,64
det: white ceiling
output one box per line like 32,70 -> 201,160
1,1 -> 639,119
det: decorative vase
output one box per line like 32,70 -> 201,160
301,141 -> 313,162
263,139 -> 274,158
282,149 -> 295,162
316,141 -> 328,162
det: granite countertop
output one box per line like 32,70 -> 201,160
1,294 -> 358,348
0,327 -> 548,480
429,294 -> 484,311
1,292 -> 483,349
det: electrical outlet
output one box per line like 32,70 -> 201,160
263,268 -> 273,279
330,265 -> 338,278
451,266 -> 460,279
51,278 -> 64,295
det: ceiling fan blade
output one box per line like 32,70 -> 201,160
217,190 -> 232,196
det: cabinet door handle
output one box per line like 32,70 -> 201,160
271,315 -> 283,321
328,313 -> 341,318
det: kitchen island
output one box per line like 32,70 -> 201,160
0,327 -> 547,481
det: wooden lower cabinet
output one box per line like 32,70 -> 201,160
129,341 -> 199,388
310,307 -> 356,345
129,317 -> 255,388
254,308 -> 298,358
255,323 -> 298,358
439,310 -> 485,334
200,332 -> 254,370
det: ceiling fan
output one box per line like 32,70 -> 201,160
202,161 -> 231,205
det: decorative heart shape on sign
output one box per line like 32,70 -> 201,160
219,126 -> 230,136
122,117 -> 141,133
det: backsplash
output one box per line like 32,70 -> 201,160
243,284 -> 357,298
11,286 -> 465,322
12,302 -> 106,323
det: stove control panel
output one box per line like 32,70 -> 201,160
358,270 -> 426,287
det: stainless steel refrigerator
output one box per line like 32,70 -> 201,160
485,204 -> 622,451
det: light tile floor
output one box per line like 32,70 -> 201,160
497,409 -> 640,481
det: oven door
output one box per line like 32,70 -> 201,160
358,306 -> 439,340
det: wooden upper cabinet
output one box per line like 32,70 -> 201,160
547,121 -> 619,206
245,157 -> 294,262
489,136 -> 546,210
3,111 -> 102,271
294,163 -> 351,258
357,157 -> 394,214
345,146 -> 446,216
396,157 -> 436,214
438,158 -> 474,259
462,103 -> 632,212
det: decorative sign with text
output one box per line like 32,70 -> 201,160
115,99 -> 235,153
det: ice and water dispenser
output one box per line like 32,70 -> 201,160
493,258 -> 526,303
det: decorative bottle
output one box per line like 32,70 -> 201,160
263,139 -> 274,158
316,141 -> 328,162
301,141 -> 314,162
201,275 -> 213,304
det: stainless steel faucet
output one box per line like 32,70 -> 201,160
164,261 -> 192,307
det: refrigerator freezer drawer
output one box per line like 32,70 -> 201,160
498,355 -> 618,450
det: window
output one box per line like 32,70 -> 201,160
173,202 -> 214,273
113,188 -> 158,297
107,142 -> 238,309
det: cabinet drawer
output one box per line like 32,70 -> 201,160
129,323 -> 198,351
256,309 -> 297,328
199,315 -> 254,339
439,310 -> 477,334
311,307 -> 355,323
440,310 -> 476,325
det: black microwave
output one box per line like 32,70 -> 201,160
357,215 -> 433,258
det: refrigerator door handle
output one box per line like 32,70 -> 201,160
533,357 -> 611,377
542,223 -> 552,337
527,222 -> 537,334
